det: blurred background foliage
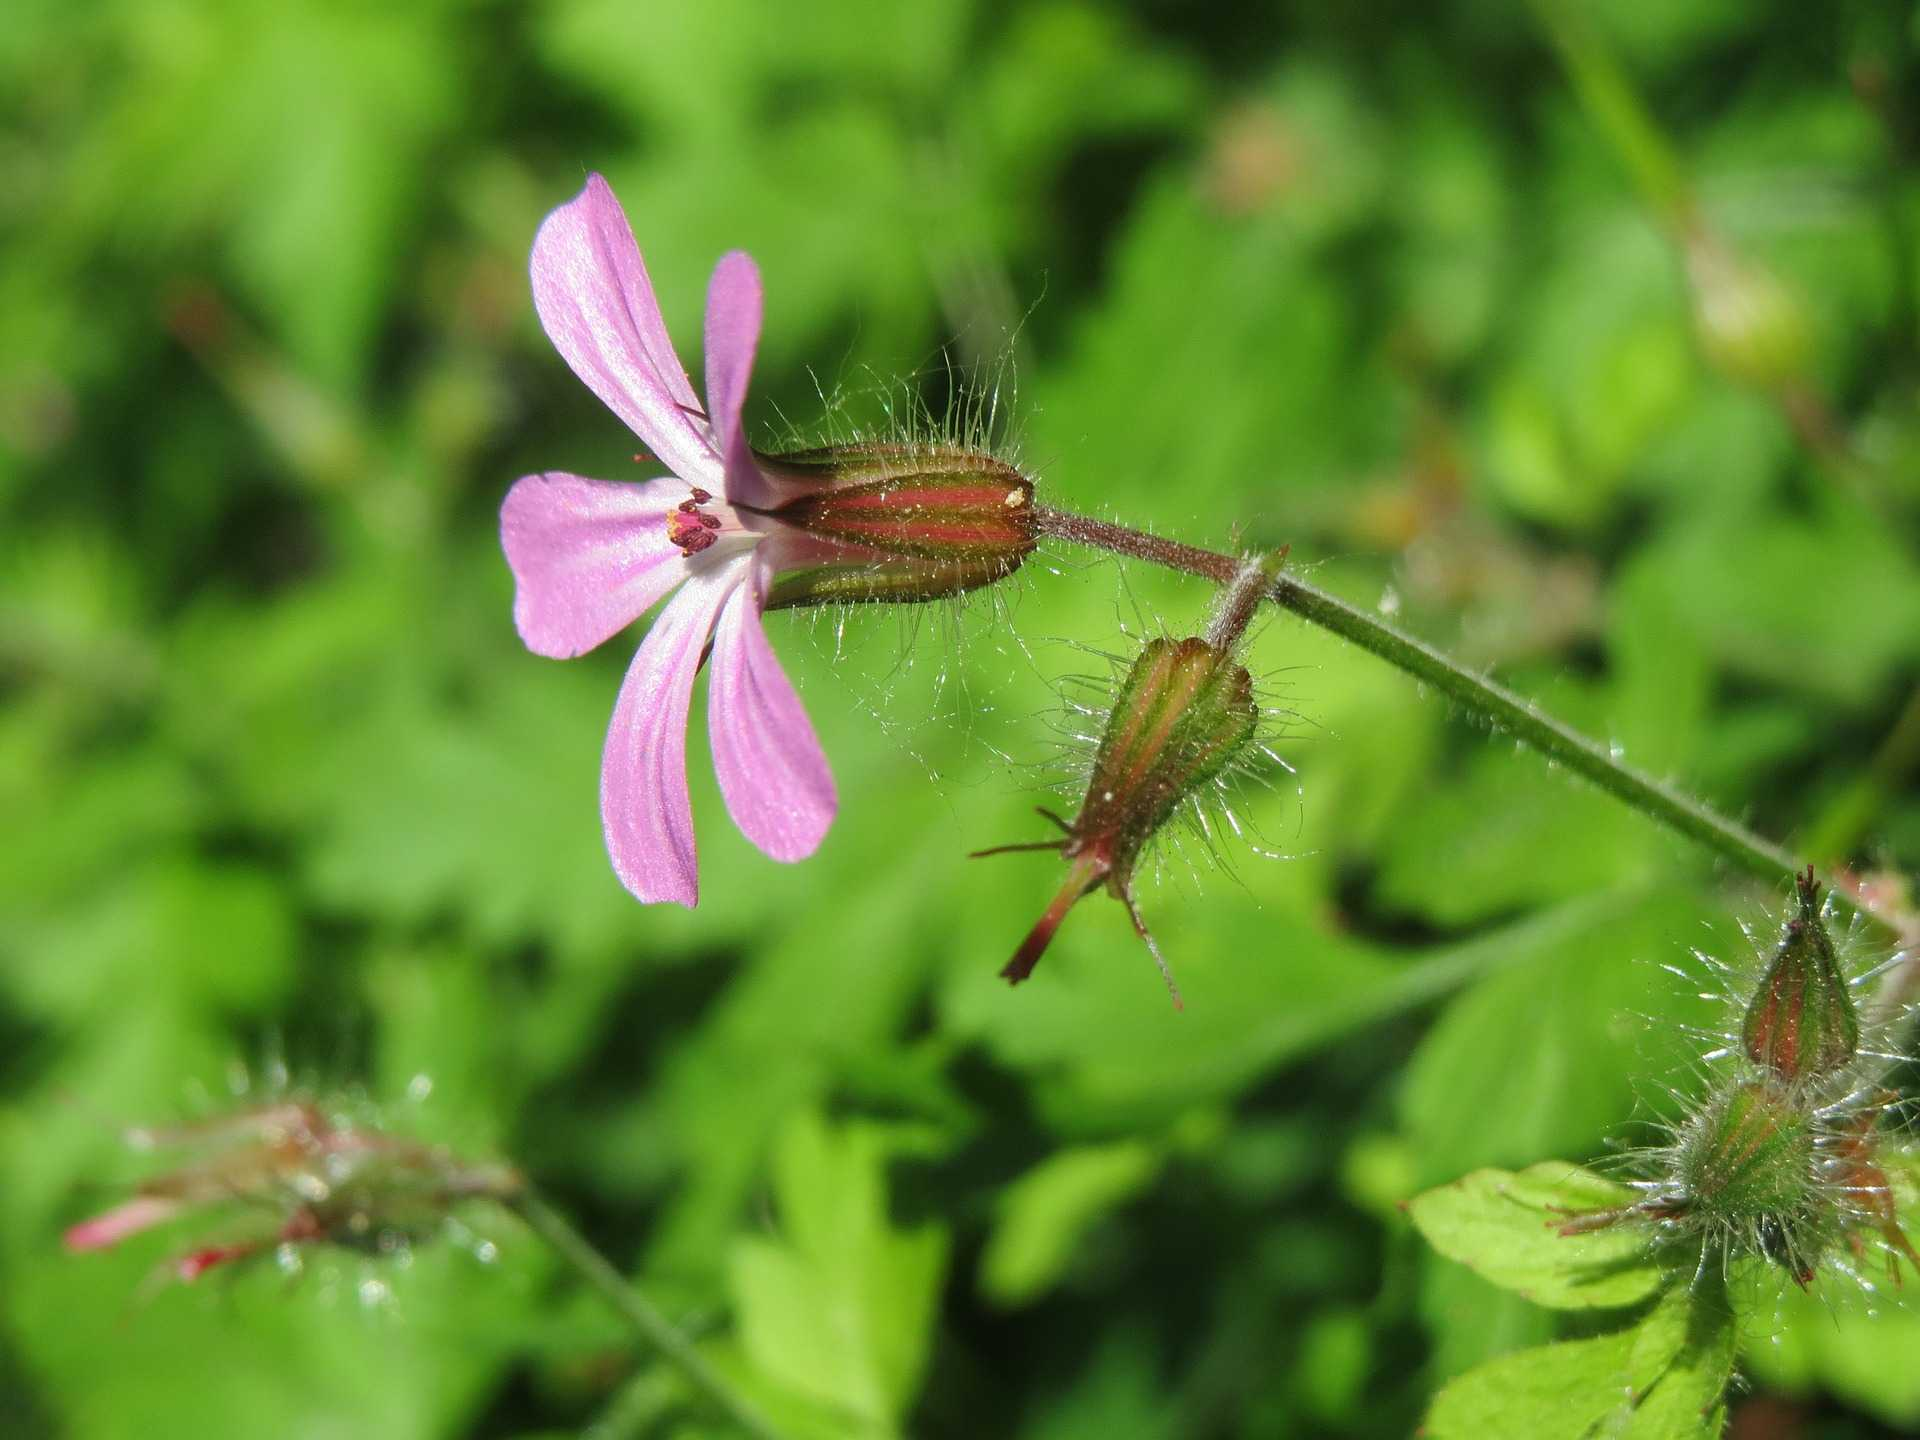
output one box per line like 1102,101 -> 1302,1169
4,0 -> 1920,1436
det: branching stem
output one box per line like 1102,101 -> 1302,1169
1035,506 -> 1886,933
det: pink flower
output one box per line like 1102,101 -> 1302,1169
501,176 -> 841,907
504,176 -> 1041,906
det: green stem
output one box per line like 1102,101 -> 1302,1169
1034,507 -> 1886,932
1524,0 -> 1691,223
510,1190 -> 786,1440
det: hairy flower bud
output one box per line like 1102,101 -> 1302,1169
1681,1082 -> 1812,1244
974,552 -> 1283,1007
758,442 -> 1037,608
1742,868 -> 1859,1085
64,1099 -> 519,1285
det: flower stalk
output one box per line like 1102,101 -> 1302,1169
510,1189 -> 787,1440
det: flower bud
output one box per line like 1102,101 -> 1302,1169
759,442 -> 1037,609
1684,230 -> 1812,393
1742,868 -> 1859,1085
1675,1080 -> 1816,1236
64,1099 -> 519,1284
974,553 -> 1283,1007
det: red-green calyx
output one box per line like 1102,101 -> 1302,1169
757,442 -> 1037,608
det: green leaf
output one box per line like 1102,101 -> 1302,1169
1407,1163 -> 1663,1310
728,1113 -> 948,1435
1400,886 -> 1714,1186
1425,1277 -> 1733,1439
1626,1276 -> 1736,1438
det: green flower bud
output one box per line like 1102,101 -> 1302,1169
759,442 -> 1037,609
1741,869 -> 1859,1085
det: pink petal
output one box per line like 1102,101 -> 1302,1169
502,471 -> 691,658
530,175 -> 720,487
707,570 -> 836,862
64,1195 -> 180,1252
702,251 -> 778,508
601,564 -> 744,906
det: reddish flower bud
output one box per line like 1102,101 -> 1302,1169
757,442 -> 1038,609
975,553 -> 1284,1007
1742,868 -> 1859,1085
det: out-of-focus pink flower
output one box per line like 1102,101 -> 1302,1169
503,175 -> 1036,905
64,1101 -> 518,1285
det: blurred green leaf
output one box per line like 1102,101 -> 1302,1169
1408,1163 -> 1661,1310
1400,886 -> 1711,1185
728,1112 -> 948,1436
980,1140 -> 1160,1307
65,0 -> 460,386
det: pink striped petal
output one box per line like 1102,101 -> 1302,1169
530,175 -> 720,487
65,1196 -> 180,1252
707,571 -> 836,863
703,251 -> 779,508
601,564 -> 745,906
502,471 -> 691,658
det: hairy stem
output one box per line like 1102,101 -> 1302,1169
511,1190 -> 785,1440
1035,507 -> 1884,930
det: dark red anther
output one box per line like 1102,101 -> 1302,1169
667,501 -> 724,554
688,487 -> 712,504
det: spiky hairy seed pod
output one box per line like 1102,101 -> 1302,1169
64,1097 -> 521,1286
1742,868 -> 1860,1085
1677,1081 -> 1815,1220
1672,1080 -> 1825,1282
1557,877 -> 1920,1291
973,551 -> 1286,1008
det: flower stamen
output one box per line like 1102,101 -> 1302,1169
668,489 -> 726,554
